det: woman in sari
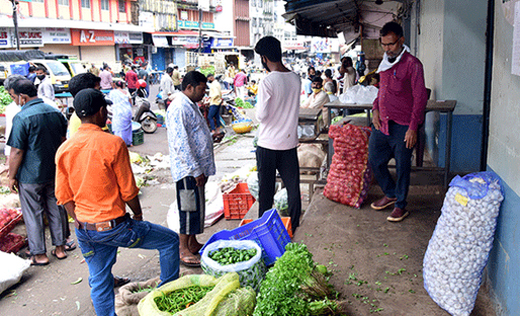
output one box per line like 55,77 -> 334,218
109,81 -> 133,146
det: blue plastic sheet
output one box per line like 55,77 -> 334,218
449,171 -> 503,199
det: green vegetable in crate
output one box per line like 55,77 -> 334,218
209,247 -> 257,265
253,243 -> 346,316
154,285 -> 215,314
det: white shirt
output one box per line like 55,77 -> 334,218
301,90 -> 330,125
4,101 -> 21,156
38,76 -> 55,101
256,71 -> 301,150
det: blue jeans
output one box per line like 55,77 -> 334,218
368,122 -> 413,209
75,217 -> 179,316
208,105 -> 222,131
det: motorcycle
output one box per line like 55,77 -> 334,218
133,85 -> 158,134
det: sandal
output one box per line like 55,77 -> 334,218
51,249 -> 67,260
30,256 -> 50,266
114,276 -> 131,287
65,240 -> 77,251
180,252 -> 201,267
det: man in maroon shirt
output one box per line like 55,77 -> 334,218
368,21 -> 428,222
125,65 -> 139,95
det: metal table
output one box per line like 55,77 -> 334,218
324,99 -> 457,188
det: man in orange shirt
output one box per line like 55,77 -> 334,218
55,89 -> 179,316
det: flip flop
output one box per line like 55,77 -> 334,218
30,256 -> 50,266
65,240 -> 77,252
51,249 -> 67,260
114,276 -> 131,287
180,253 -> 201,268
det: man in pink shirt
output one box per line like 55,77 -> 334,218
368,21 -> 428,222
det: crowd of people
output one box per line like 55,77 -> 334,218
1,20 -> 426,315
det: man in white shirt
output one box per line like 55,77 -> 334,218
254,36 -> 301,235
301,76 -> 330,125
36,67 -> 54,101
160,67 -> 175,109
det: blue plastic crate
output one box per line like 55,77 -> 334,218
200,209 -> 291,266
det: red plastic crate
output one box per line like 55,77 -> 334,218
0,233 -> 27,253
0,209 -> 23,240
223,183 -> 256,219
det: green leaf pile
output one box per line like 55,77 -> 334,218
0,86 -> 13,114
253,243 -> 340,316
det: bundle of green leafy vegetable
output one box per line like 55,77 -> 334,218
253,243 -> 345,316
0,86 -> 13,114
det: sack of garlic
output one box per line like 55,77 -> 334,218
423,172 -> 504,316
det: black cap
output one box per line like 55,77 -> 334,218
73,88 -> 108,118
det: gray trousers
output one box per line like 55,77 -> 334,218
18,181 -> 65,255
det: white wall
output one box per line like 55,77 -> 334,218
488,2 -> 520,195
213,0 -> 234,36
417,0 -> 445,100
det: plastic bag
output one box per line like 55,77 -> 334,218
167,181 -> 224,232
274,189 -> 289,216
246,172 -> 259,200
323,124 -> 372,208
138,273 -> 240,316
339,85 -> 378,104
201,240 -> 266,292
212,287 -> 256,316
0,251 -> 31,295
423,172 -> 504,316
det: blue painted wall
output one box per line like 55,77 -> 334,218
487,168 -> 520,315
434,114 -> 483,171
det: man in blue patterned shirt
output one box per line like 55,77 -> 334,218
167,71 -> 215,267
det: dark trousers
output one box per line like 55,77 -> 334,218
368,122 -> 413,209
256,146 -> 301,233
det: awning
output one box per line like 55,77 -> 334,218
283,0 -> 409,40
152,35 -> 169,48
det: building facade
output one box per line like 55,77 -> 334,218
0,0 -> 146,70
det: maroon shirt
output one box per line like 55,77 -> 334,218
373,52 -> 428,135
125,70 -> 138,89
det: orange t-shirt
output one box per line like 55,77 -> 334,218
55,123 -> 139,223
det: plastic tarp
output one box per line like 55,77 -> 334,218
0,50 -> 46,62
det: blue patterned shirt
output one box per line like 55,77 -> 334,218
167,93 -> 215,182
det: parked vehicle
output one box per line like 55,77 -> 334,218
133,84 -> 157,134
30,59 -> 71,93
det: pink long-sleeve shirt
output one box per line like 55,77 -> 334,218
373,52 -> 428,135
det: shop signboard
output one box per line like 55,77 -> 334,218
42,28 -> 71,44
139,11 -> 154,30
13,28 -> 43,47
71,29 -> 114,46
213,37 -> 233,48
202,22 -> 215,29
129,32 -> 143,44
171,36 -> 199,49
184,37 -> 199,49
0,28 -> 11,48
182,21 -> 199,29
114,31 -> 130,44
